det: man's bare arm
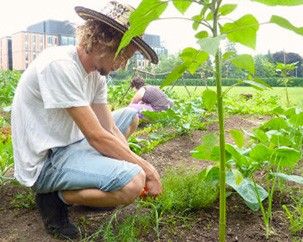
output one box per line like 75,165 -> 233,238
66,106 -> 162,196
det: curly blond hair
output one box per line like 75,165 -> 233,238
76,20 -> 135,69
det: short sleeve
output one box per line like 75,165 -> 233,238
38,60 -> 89,109
90,73 -> 108,104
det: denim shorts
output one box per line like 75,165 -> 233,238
32,107 -> 142,194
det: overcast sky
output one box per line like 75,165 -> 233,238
1,0 -> 303,55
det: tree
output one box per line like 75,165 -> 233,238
254,54 -> 276,78
152,54 -> 181,76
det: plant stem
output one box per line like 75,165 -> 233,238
212,1 -> 226,241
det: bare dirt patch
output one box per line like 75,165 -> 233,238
0,115 -> 300,242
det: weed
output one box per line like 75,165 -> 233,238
82,166 -> 218,241
156,166 -> 219,213
11,185 -> 36,209
283,194 -> 303,235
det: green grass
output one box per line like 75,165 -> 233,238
168,86 -> 303,108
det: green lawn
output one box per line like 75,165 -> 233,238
167,86 -> 303,108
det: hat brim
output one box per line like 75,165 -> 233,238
75,6 -> 159,64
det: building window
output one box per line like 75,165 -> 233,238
40,35 -> 43,52
25,33 -> 28,51
47,35 -> 52,47
32,35 -> 36,51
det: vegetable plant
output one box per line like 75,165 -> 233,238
118,0 -> 303,241
191,107 -> 303,238
276,61 -> 298,107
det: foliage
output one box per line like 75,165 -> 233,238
191,107 -> 303,238
129,97 -> 208,154
143,77 -> 303,87
0,135 -> 14,185
0,70 -> 20,107
273,51 -> 302,77
276,61 -> 298,106
84,201 -> 161,242
156,166 -> 219,212
254,54 -> 276,78
11,185 -> 36,209
83,166 -> 218,242
283,193 -> 303,235
107,80 -> 134,110
118,0 -> 303,240
223,92 -> 279,115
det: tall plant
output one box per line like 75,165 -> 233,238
118,0 -> 303,241
276,61 -> 298,107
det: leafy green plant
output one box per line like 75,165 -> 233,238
283,197 -> 303,235
83,166 -> 218,241
224,92 -> 279,115
11,186 -> 36,209
276,61 -> 298,106
157,166 -> 219,212
107,80 -> 133,110
128,97 -> 209,154
83,200 -> 161,242
191,107 -> 302,238
118,0 -> 303,240
142,97 -> 207,133
0,70 -> 20,107
0,137 -> 14,185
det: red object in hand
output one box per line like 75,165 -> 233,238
140,187 -> 148,198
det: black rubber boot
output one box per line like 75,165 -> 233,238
35,192 -> 80,240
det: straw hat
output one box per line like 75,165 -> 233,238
75,1 -> 159,64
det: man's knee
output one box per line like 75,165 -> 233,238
119,169 -> 146,204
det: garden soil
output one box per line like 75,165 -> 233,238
0,115 -> 301,242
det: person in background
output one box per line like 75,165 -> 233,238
11,1 -> 162,240
128,76 -> 174,119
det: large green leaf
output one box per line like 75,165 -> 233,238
225,144 -> 249,167
230,130 -> 245,148
270,147 -> 301,167
226,172 -> 268,211
198,35 -> 226,56
195,31 -> 209,39
198,166 -> 220,185
245,128 -> 268,144
270,15 -> 303,36
190,133 -> 218,160
289,111 -> 303,126
172,0 -> 192,14
118,0 -> 168,54
180,48 -> 209,74
218,4 -> 237,16
272,172 -> 303,184
242,78 -> 271,91
230,54 -> 255,74
231,168 -> 243,185
221,14 -> 259,49
249,143 -> 271,162
160,64 -> 187,88
202,89 -> 217,111
252,0 -> 303,6
261,117 -> 290,131
270,133 -> 294,147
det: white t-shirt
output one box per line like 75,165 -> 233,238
11,46 -> 107,186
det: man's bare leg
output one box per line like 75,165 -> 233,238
62,169 -> 146,207
124,115 -> 139,139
